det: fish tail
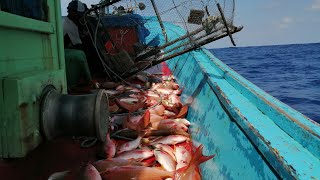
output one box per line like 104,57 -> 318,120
148,136 -> 164,145
198,153 -> 215,164
175,105 -> 188,118
141,160 -> 155,167
174,145 -> 214,180
192,145 -> 215,165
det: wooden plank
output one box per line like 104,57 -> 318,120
203,49 -> 320,159
0,11 -> 54,34
167,53 -> 278,179
191,49 -> 320,179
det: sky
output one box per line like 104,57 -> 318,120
213,0 -> 320,48
61,0 -> 320,48
61,0 -> 101,15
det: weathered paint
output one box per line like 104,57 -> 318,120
167,52 -> 279,180
0,0 -> 67,157
145,18 -> 320,179
202,49 -> 320,159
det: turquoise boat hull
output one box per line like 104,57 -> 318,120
1,3 -> 319,178
145,18 -> 320,179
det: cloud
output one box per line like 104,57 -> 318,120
279,17 -> 294,29
283,17 -> 293,24
309,0 -> 320,10
264,1 -> 281,10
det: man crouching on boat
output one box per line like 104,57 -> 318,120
63,0 -> 92,88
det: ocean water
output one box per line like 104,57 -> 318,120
210,43 -> 320,123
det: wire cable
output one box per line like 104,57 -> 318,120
82,10 -> 134,85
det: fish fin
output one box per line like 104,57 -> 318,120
142,138 -> 150,144
174,166 -> 188,180
48,170 -> 70,180
133,157 -> 144,162
191,145 -> 204,163
173,144 -> 177,152
174,145 -> 214,180
143,110 -> 151,128
190,145 -> 213,164
172,107 -> 180,114
141,159 -> 156,167
198,154 -> 215,164
175,105 -> 188,118
150,136 -> 164,142
105,133 -> 109,143
115,98 -> 145,112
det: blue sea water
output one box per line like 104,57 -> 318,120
210,43 -> 320,123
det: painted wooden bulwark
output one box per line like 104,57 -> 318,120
145,19 -> 320,179
0,0 -> 67,158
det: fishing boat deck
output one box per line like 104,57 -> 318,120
0,138 -> 99,179
0,62 -> 200,179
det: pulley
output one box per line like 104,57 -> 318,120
40,86 -> 109,141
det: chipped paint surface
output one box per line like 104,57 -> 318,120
147,19 -> 320,179
200,49 -> 320,159
167,52 -> 277,180
168,49 -> 320,179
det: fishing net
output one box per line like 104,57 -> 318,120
82,0 -> 241,80
113,0 -> 237,45
137,0 -> 234,43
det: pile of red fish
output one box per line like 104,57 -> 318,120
50,73 -> 214,180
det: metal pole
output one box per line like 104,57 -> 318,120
160,26 -> 224,56
123,26 -> 243,78
88,0 -> 121,13
159,27 -> 204,49
150,0 -> 168,43
156,26 -> 243,63
217,3 -> 236,46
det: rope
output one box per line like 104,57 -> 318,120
82,10 -> 134,85
79,0 -> 236,82
82,11 -> 112,79
73,136 -> 98,148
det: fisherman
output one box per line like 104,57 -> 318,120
63,0 -> 87,49
63,0 -> 92,88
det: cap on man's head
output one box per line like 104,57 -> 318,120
67,0 -> 87,13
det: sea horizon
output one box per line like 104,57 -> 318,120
211,43 -> 320,122
212,42 -> 320,50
